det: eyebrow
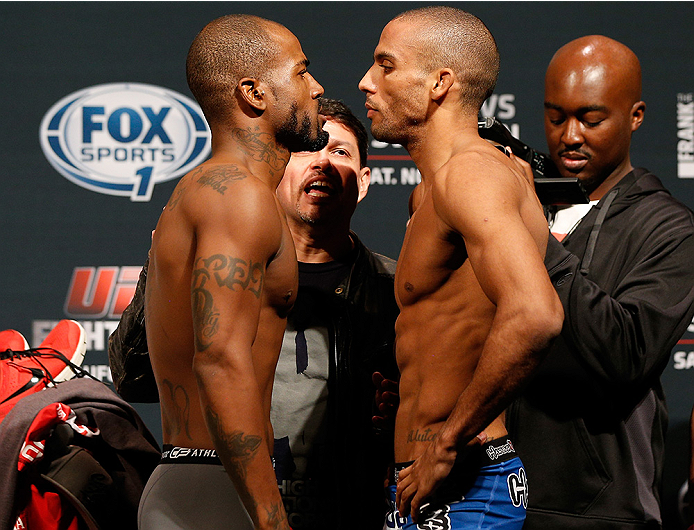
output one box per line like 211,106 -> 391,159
544,102 -> 609,113
298,58 -> 310,69
374,51 -> 397,62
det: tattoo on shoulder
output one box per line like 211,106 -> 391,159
232,127 -> 288,174
166,178 -> 188,209
205,408 -> 262,482
191,254 -> 265,350
406,428 -> 439,444
161,379 -> 192,440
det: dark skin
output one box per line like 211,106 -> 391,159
145,20 -> 324,530
543,35 -> 645,200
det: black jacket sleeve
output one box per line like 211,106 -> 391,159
107,258 -> 159,403
544,227 -> 694,391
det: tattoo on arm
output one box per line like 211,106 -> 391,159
161,379 -> 192,440
191,254 -> 265,351
205,407 -> 262,482
265,502 -> 290,530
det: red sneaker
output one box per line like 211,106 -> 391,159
0,329 -> 30,352
36,320 -> 87,383
0,320 -> 87,419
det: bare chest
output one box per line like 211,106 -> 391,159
395,196 -> 470,308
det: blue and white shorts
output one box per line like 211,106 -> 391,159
385,437 -> 527,530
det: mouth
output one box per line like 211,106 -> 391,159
303,174 -> 338,199
559,151 -> 589,173
365,101 -> 378,119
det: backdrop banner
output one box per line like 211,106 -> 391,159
1,2 -> 692,527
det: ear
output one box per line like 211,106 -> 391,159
630,100 -> 646,132
356,166 -> 371,203
238,77 -> 267,112
431,69 -> 454,101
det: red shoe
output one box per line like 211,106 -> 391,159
0,321 -> 87,422
36,319 -> 87,383
0,329 -> 30,352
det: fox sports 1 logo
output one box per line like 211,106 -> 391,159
40,82 -> 211,201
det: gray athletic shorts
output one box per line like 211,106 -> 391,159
138,445 -> 253,529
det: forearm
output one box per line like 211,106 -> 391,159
196,362 -> 288,529
437,313 -> 559,452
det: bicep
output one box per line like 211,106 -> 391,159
443,180 -> 550,308
190,193 -> 278,358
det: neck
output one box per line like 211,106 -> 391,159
588,159 -> 634,201
210,122 -> 290,189
405,110 -> 480,181
289,221 -> 354,263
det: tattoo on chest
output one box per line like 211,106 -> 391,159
194,165 -> 248,194
205,407 -> 262,482
232,127 -> 288,174
161,379 -> 192,440
191,255 -> 265,351
407,428 -> 439,444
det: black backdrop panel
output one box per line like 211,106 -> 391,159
1,2 -> 693,527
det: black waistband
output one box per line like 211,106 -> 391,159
161,445 -> 222,465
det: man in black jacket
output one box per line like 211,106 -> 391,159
506,35 -> 694,529
108,98 -> 399,530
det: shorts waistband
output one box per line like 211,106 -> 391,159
393,436 -> 517,483
161,445 -> 222,465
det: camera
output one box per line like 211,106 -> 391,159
478,117 -> 589,205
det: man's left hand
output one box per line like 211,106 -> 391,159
395,431 -> 487,523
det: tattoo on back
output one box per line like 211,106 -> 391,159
194,165 -> 247,194
162,379 -> 192,440
232,127 -> 288,174
191,254 -> 265,351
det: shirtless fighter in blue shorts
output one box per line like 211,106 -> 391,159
359,7 -> 563,528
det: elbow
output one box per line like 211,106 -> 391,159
526,295 -> 564,351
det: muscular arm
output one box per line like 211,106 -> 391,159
397,154 -> 564,518
189,180 -> 289,529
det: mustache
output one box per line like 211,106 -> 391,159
558,148 -> 590,159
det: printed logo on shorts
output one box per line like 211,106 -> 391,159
385,502 -> 451,530
416,506 -> 451,530
40,82 -> 210,201
486,439 -> 515,460
507,467 -> 528,509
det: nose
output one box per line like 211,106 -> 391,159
310,149 -> 332,171
358,66 -> 375,94
308,73 -> 324,100
561,117 -> 583,147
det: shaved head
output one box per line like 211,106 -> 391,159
186,14 -> 284,124
548,35 -> 642,106
543,35 -> 646,194
392,6 -> 499,112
